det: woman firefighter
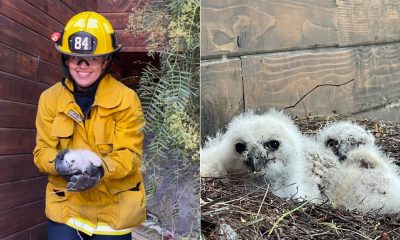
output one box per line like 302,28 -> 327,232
33,11 -> 146,239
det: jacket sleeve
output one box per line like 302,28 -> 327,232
33,90 -> 60,176
101,89 -> 145,181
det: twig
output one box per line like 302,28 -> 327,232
244,216 -> 267,226
284,79 -> 355,110
309,230 -> 335,237
202,206 -> 231,215
315,206 -> 355,225
201,195 -> 233,208
256,185 -> 269,219
268,200 -> 309,236
216,184 -> 270,206
333,226 -> 373,240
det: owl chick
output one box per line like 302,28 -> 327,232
201,109 -> 319,200
326,146 -> 400,214
316,121 -> 376,161
63,149 -> 102,174
302,136 -> 341,203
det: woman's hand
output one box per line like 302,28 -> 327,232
66,165 -> 103,192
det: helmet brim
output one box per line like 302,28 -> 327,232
55,44 -> 123,57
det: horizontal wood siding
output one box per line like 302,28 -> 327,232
97,0 -> 140,13
201,58 -> 243,138
0,13 -> 59,64
0,101 -> 37,129
0,43 -> 39,80
99,0 -> 148,52
0,129 -> 37,155
201,0 -> 337,58
0,1 -> 96,239
0,72 -> 47,105
2,223 -> 46,240
201,0 -> 400,58
0,177 -> 47,211
0,201 -> 46,239
0,155 -> 42,183
24,0 -> 76,24
201,0 -> 400,138
241,43 -> 400,116
60,0 -> 97,13
0,0 -> 63,38
338,1 -> 400,46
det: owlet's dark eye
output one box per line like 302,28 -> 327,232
326,139 -> 338,148
264,140 -> 280,151
235,142 -> 247,154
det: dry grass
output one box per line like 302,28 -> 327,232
201,116 -> 400,240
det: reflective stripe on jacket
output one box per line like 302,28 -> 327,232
33,74 -> 146,230
66,217 -> 132,236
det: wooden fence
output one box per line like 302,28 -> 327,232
201,0 -> 400,138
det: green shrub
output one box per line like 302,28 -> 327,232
126,0 -> 200,163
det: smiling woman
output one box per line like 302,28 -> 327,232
67,56 -> 107,89
33,11 -> 146,240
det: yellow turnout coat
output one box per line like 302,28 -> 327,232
33,74 -> 146,233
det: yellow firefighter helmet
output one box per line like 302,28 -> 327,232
51,11 -> 122,56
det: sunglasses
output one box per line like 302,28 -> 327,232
67,56 -> 105,66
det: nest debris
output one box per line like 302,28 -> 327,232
201,116 -> 400,240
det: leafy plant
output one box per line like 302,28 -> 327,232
127,0 -> 200,163
127,2 -> 200,237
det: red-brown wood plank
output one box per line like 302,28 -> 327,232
24,0 -> 75,24
0,14 -> 59,64
28,222 -> 47,240
0,155 -> 41,184
102,12 -> 130,30
0,176 -> 46,211
97,0 -> 141,13
37,60 -> 62,85
2,222 -> 46,240
0,200 -> 46,238
60,0 -> 97,13
0,129 -> 36,155
0,44 -> 38,80
121,45 -> 149,52
1,229 -> 30,240
85,0 -> 98,12
0,0 -> 63,38
0,101 -> 37,129
0,72 -> 47,104
116,30 -> 148,52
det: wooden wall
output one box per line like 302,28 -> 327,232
98,0 -> 156,90
0,1 -> 97,239
98,0 -> 148,53
201,0 -> 400,138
